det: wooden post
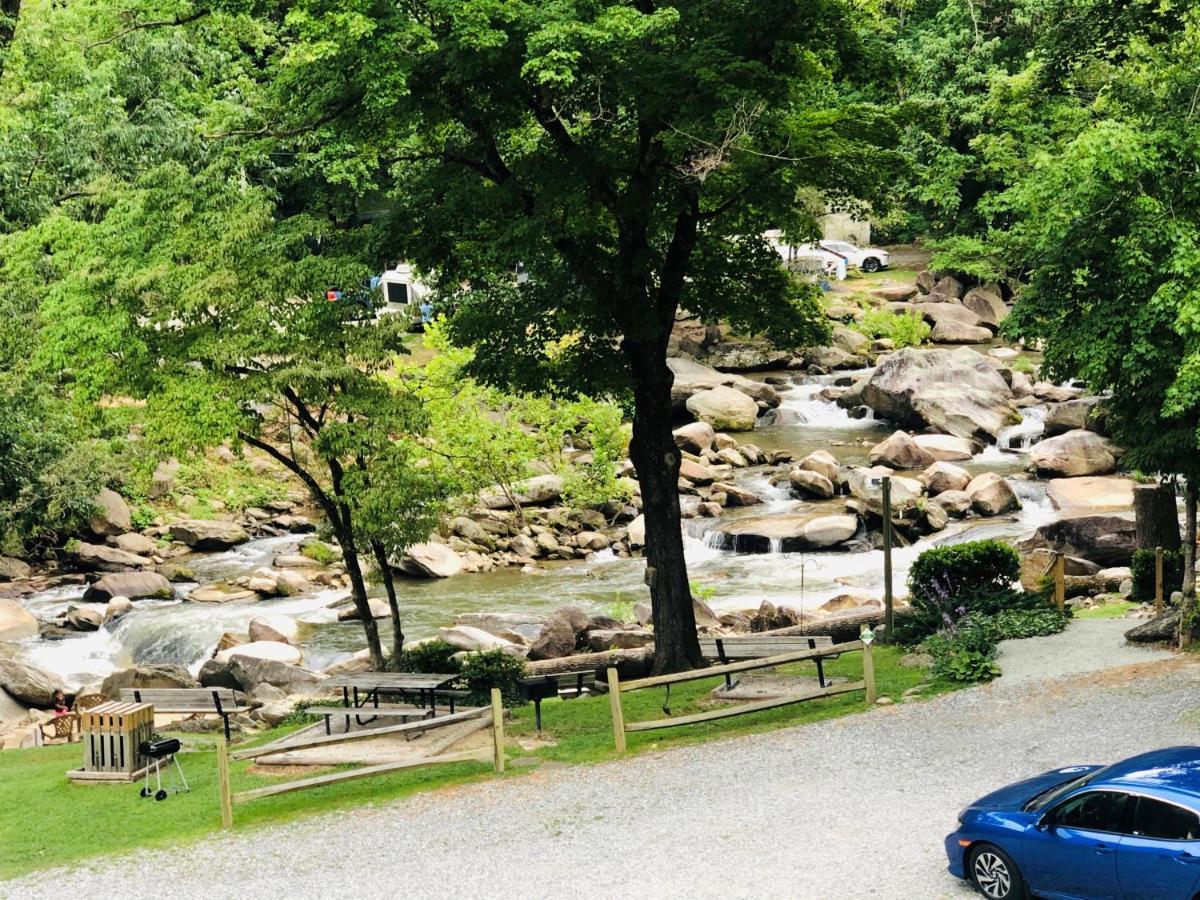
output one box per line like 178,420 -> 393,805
1155,545 -> 1164,615
1053,554 -> 1065,614
607,667 -> 626,753
216,734 -> 233,830
862,640 -> 877,705
881,476 -> 894,641
489,688 -> 505,774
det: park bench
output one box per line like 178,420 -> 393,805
303,704 -> 435,735
519,671 -> 597,732
698,635 -> 837,690
120,688 -> 251,740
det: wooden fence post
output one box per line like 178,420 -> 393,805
1053,554 -> 1066,614
862,640 -> 876,705
1155,546 -> 1164,615
216,734 -> 233,830
490,688 -> 505,774
607,667 -> 626,753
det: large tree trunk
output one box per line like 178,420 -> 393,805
1184,481 -> 1197,601
371,539 -> 405,669
1134,482 -> 1181,551
625,339 -> 702,675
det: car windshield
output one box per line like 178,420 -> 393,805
1023,765 -> 1117,812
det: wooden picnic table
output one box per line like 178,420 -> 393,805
322,673 -> 461,729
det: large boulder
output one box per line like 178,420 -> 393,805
527,613 -> 578,660
227,655 -> 325,695
66,607 -> 103,631
1046,476 -> 1134,512
68,542 -> 153,573
868,431 -> 935,470
712,482 -> 763,507
703,342 -> 790,371
860,347 -> 1018,443
248,615 -> 299,645
586,629 -> 655,651
679,459 -> 716,486
797,450 -> 840,483
1030,430 -> 1118,477
626,514 -> 646,548
686,386 -> 759,432
1020,514 -> 1137,567
439,625 -> 521,654
87,488 -> 132,538
1019,549 -> 1101,591
100,664 -> 195,699
0,599 -> 38,642
197,658 -> 242,691
911,434 -> 977,462
930,319 -> 994,344
845,466 -> 923,515
1044,397 -> 1107,437
216,641 -> 303,666
830,325 -> 871,356
668,357 -> 779,409
916,302 -> 988,330
788,468 -> 835,500
966,472 -> 1020,516
83,571 -> 174,603
1125,610 -> 1181,644
0,556 -> 31,581
188,583 -> 257,604
112,533 -> 157,556
480,474 -> 564,509
398,543 -> 464,578
713,514 -> 858,553
169,520 -> 250,551
921,461 -> 971,496
961,286 -> 1009,327
673,421 -> 716,454
0,658 -> 64,707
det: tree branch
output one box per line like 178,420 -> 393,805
81,8 -> 209,50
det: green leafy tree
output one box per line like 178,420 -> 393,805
257,0 -> 902,671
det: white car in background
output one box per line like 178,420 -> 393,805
818,240 -> 890,273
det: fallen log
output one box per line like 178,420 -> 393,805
525,646 -> 654,679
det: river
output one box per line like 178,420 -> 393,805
10,368 -> 1058,687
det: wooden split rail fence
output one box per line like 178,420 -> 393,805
215,689 -> 507,829
606,638 -> 875,752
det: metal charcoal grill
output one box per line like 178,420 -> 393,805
138,736 -> 190,801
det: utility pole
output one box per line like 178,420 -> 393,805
882,475 -> 894,641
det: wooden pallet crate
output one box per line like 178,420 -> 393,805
68,701 -> 155,784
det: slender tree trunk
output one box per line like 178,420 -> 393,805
1134,482 -> 1181,550
371,539 -> 405,669
1184,481 -> 1197,601
336,527 -> 386,670
625,339 -> 702,675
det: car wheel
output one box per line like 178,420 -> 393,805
969,843 -> 1026,900
861,257 -> 881,273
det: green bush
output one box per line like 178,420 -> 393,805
897,540 -> 1026,642
395,639 -> 461,675
457,650 -> 527,707
922,618 -> 1001,683
300,540 -> 338,565
1130,548 -> 1184,602
856,307 -> 930,348
986,608 -> 1069,641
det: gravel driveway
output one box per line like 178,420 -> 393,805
4,622 -> 1195,900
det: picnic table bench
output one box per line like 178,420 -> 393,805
519,671 -> 597,732
698,635 -> 837,689
119,688 -> 250,740
321,673 -> 461,731
303,704 -> 435,735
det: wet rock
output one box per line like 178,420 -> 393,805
962,286 -> 1008,327
1046,476 -> 1133,512
156,562 -> 196,583
87,488 -> 132,538
845,466 -> 923,515
440,625 -> 522,654
966,472 -> 1020,516
712,482 -> 763,507
714,514 -> 859,553
931,490 -> 972,518
921,461 -> 971,496
673,421 -> 717,454
111,533 -> 157,556
911,434 -> 977,462
217,641 -> 303,666
1030,429 -> 1118,477
686,386 -> 759,432
0,598 -> 39,641
1020,514 -> 1136,568
869,430 -> 935,470
789,468 -> 835,500
68,542 -> 153,573
103,596 -> 134,622
170,519 -> 250,551
0,556 -> 31,581
189,583 -> 257,604
798,450 -> 841,483
860,347 -> 1018,443
100,664 -> 194,699
274,570 -> 312,596
83,571 -> 174,603
398,542 -> 464,578
0,658 -> 65,707
249,615 -> 299,644
1044,397 -> 1107,437
66,607 -> 103,631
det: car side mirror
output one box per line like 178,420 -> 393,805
1035,813 -> 1055,832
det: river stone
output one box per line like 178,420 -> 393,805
962,286 -> 1009,327
198,659 -> 241,691
1019,514 -> 1137,568
508,534 -> 539,558
930,318 -> 994,344
869,431 -> 935,470
66,607 -> 103,631
249,615 -> 299,644
227,655 -> 324,694
922,461 -> 971,496
966,472 -> 1020,516
911,434 -> 977,462
831,325 -> 870,356
686,386 -> 759,432
586,629 -> 654,651
712,482 -> 763,507
0,658 -> 65,708
87,488 -> 132,538
805,346 -> 863,371
104,596 -> 134,622
679,459 -> 716,485
338,597 -> 389,621
860,347 -> 1018,443
1045,397 -> 1107,437
0,598 -> 38,642
1034,381 -> 1084,403
932,490 -> 972,518
798,449 -> 840,483
100,664 -> 194,699
528,614 -> 576,660
673,421 -> 717,454
157,562 -> 197,583
668,357 -> 779,409
83,571 -> 174,602
626,515 -> 645,548
272,554 -> 323,569
169,519 -> 250,551
0,556 -> 31,581
112,532 -> 157,556
714,514 -> 858,553
480,474 -> 565,509
845,466 -> 923,515
217,641 -> 303,666
1046,476 -> 1134,512
933,275 -> 965,299
398,542 -> 463,578
789,468 -> 835,500
69,542 -> 154,572
189,583 -> 257,604
439,625 -> 520,654
1030,429 -> 1118,477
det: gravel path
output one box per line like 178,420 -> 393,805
5,625 -> 1197,900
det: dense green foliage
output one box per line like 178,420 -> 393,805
458,650 -> 528,707
922,620 -> 1001,684
900,539 -> 1025,640
856,306 -> 930,348
395,640 -> 462,676
1130,549 -> 1185,604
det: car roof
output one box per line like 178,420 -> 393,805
1092,746 -> 1200,802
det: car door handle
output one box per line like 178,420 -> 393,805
1176,853 -> 1200,864
1093,844 -> 1115,855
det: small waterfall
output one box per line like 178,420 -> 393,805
768,374 -> 879,430
996,406 -> 1046,452
767,537 -> 784,554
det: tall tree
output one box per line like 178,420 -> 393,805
257,0 -> 901,672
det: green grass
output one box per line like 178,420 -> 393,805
1073,600 -> 1139,620
0,646 -> 949,880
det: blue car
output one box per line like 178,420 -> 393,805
946,746 -> 1200,899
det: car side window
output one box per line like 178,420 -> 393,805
1052,791 -> 1133,833
1131,797 -> 1200,840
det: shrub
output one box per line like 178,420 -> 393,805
396,640 -> 461,675
458,650 -> 527,707
300,540 -> 338,565
898,540 -> 1025,643
922,618 -> 1001,683
1130,548 -> 1184,602
856,307 -> 930,348
986,608 -> 1069,641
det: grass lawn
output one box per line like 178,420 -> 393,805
1073,601 -> 1140,620
0,646 -> 949,881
